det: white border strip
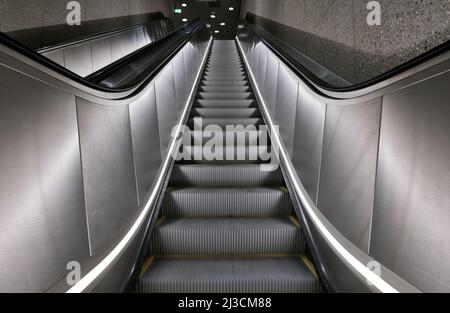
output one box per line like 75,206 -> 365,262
67,36 -> 213,293
236,37 -> 398,293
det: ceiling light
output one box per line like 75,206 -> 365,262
181,3 -> 187,7
182,18 -> 188,22
220,22 -> 226,26
229,7 -> 234,11
214,30 -> 219,33
210,14 -> 216,18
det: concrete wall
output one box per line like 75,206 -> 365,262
0,0 -> 173,33
240,0 -> 450,84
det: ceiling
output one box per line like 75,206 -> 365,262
172,0 -> 241,39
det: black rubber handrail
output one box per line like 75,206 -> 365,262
241,19 -> 450,93
0,19 -> 207,94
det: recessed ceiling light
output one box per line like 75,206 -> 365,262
181,3 -> 187,7
229,7 -> 234,11
214,30 -> 219,33
182,18 -> 188,22
210,14 -> 216,18
220,22 -> 226,26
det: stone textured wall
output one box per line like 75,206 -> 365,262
240,0 -> 450,84
0,0 -> 173,33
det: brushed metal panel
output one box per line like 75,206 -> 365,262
252,43 -> 263,78
110,33 -> 129,62
63,43 -> 93,77
129,85 -> 162,207
42,49 -> 65,67
183,44 -> 194,89
274,64 -> 299,156
0,66 -> 90,292
318,99 -> 382,252
257,46 -> 268,86
155,65 -> 177,158
263,51 -> 279,114
371,73 -> 450,292
292,87 -> 326,203
173,52 -> 188,116
91,38 -> 112,72
136,26 -> 147,49
77,99 -> 139,256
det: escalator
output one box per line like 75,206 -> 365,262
1,11 -> 448,293
137,40 -> 320,293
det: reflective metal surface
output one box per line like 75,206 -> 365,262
155,65 -> 178,158
318,99 -> 381,253
263,52 -> 279,114
129,85 -> 162,207
291,87 -> 326,203
77,99 -> 139,256
91,38 -> 112,72
274,64 -> 299,156
371,72 -> 450,292
64,43 -> 94,77
173,52 -> 188,116
0,65 -> 90,292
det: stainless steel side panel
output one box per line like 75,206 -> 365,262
0,66 -> 90,292
291,87 -> 326,203
129,85 -> 162,207
371,73 -> 450,292
317,99 -> 382,253
263,51 -> 280,114
64,43 -> 93,77
77,99 -> 139,256
42,49 -> 65,67
173,51 -> 188,116
183,44 -> 195,90
275,64 -> 299,156
91,38 -> 112,73
155,65 -> 178,158
257,47 -> 268,86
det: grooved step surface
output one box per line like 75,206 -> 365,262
150,217 -> 304,256
192,108 -> 259,118
195,99 -> 255,107
170,165 -> 284,187
138,258 -> 320,293
163,187 -> 291,217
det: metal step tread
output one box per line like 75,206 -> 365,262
138,257 -> 319,293
170,164 -> 284,187
150,217 -> 304,256
163,187 -> 292,217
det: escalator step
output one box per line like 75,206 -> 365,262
150,217 -> 304,255
200,86 -> 250,93
138,257 -> 320,293
198,92 -> 253,100
187,117 -> 264,128
163,187 -> 291,217
170,164 -> 284,187
195,99 -> 256,108
191,108 -> 259,118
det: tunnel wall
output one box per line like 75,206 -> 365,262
240,0 -> 450,84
